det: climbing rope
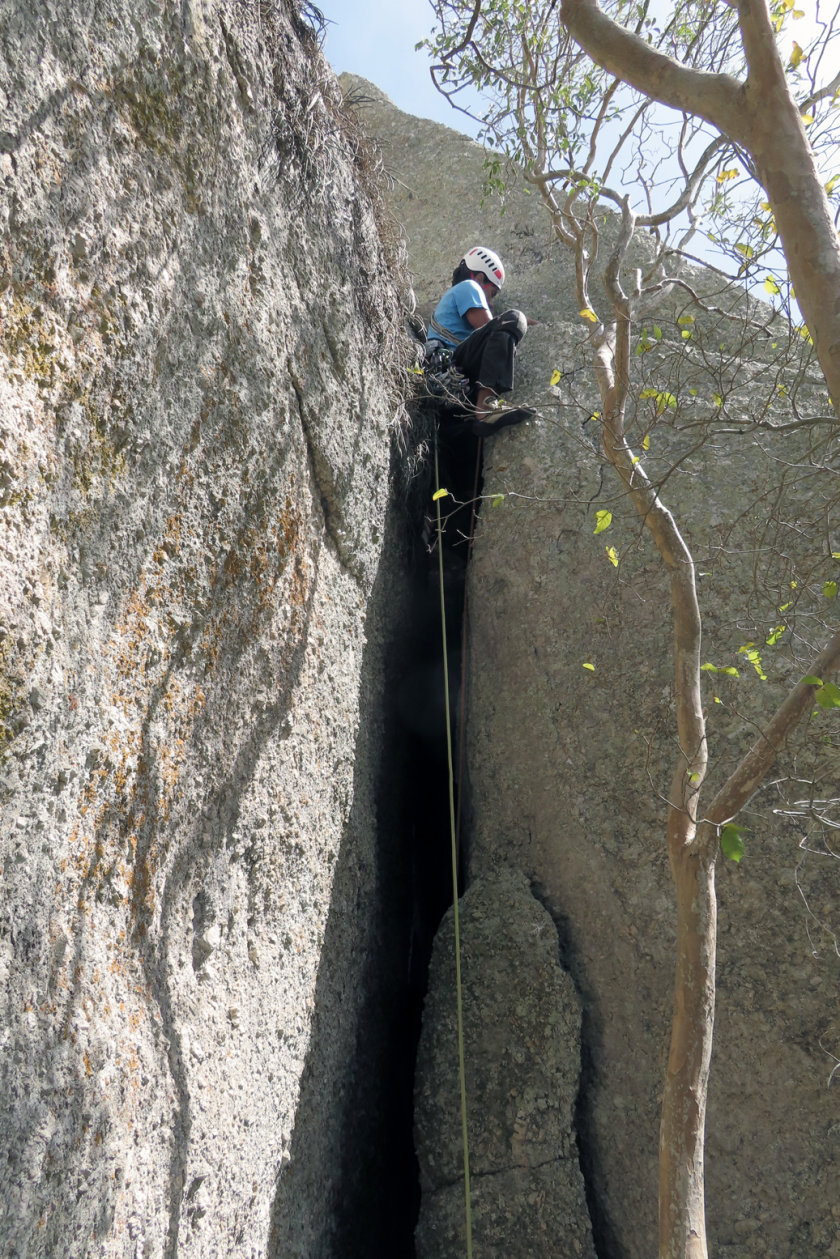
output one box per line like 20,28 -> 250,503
455,436 -> 483,861
434,431 -> 474,1259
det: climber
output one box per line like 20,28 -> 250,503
426,246 -> 537,436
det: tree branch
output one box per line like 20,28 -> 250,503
560,0 -> 747,140
799,67 -> 840,114
636,135 -> 729,227
735,0 -> 789,97
704,628 -> 840,830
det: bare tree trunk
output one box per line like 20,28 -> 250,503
659,843 -> 716,1259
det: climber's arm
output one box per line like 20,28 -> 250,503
465,307 -> 492,329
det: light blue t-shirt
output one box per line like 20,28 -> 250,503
428,279 -> 490,346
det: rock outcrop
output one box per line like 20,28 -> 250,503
343,75 -> 840,1259
1,9 -> 410,1258
414,868 -> 596,1259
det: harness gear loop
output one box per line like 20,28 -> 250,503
434,430 -> 474,1259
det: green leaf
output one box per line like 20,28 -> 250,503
491,494 -> 505,507
824,581 -> 838,599
712,392 -> 723,407
639,388 -> 658,399
653,326 -> 662,340
582,662 -> 595,671
700,663 -> 718,672
432,488 -> 449,501
720,824 -> 746,862
802,676 -> 823,686
720,666 -> 740,677
738,644 -> 767,680
594,510 -> 612,534
816,682 -> 840,709
677,315 -> 695,325
766,625 -> 786,646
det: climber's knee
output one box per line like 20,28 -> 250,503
497,309 -> 528,344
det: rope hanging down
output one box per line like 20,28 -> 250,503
434,433 -> 474,1258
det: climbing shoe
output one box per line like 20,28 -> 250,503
470,406 -> 536,437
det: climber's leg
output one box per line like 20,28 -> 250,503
452,310 -> 528,415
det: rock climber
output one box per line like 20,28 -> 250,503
426,246 -> 537,436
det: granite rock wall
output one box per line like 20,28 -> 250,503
0,10 -> 410,1258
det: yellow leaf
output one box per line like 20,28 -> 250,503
826,175 -> 839,195
606,546 -> 618,567
583,662 -> 595,671
550,369 -> 563,386
713,696 -> 721,703
432,488 -> 448,501
594,510 -> 612,535
631,455 -> 641,465
716,168 -> 739,182
764,277 -> 781,295
579,308 -> 599,323
801,112 -> 814,125
760,201 -> 772,211
790,40 -> 805,67
642,434 -> 650,450
793,7 -> 805,15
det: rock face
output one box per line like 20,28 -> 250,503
344,77 -> 840,1259
1,9 -> 410,1258
414,868 -> 596,1259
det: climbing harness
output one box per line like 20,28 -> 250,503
422,343 -> 471,410
434,431 -> 474,1259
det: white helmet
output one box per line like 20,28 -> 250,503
463,246 -> 505,289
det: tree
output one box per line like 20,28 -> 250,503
422,2 -> 840,1256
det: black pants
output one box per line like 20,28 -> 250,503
452,309 -> 527,398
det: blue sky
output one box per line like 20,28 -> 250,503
319,0 -> 481,136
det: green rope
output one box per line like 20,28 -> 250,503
434,434 -> 473,1259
